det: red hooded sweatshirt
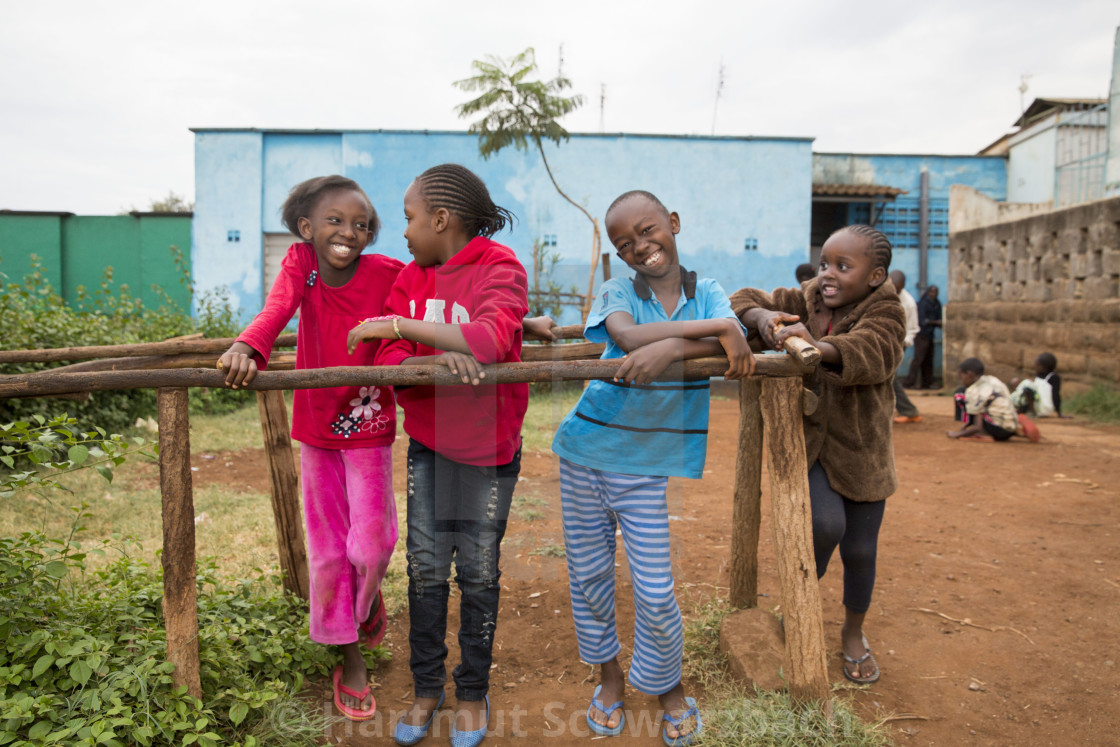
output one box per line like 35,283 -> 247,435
376,236 -> 529,466
237,242 -> 402,449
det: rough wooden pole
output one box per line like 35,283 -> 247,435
157,387 -> 202,699
730,377 -> 763,608
759,376 -> 830,704
256,390 -> 309,600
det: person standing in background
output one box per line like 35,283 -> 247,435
903,285 -> 941,389
891,271 -> 921,423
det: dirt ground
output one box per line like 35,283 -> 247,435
187,390 -> 1120,746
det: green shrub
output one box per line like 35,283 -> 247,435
0,526 -> 338,747
0,256 -> 251,434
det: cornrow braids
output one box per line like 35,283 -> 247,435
415,163 -> 515,238
606,190 -> 669,219
280,175 -> 380,246
832,224 -> 893,271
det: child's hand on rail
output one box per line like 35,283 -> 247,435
217,342 -> 259,389
613,339 -> 677,386
716,318 -> 755,379
437,351 -> 485,385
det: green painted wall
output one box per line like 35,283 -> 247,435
0,215 -> 65,284
0,213 -> 191,311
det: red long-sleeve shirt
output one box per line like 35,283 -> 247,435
376,236 -> 529,466
237,242 -> 403,449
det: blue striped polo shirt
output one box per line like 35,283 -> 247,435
551,272 -> 741,479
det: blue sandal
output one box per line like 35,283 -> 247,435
393,691 -> 445,746
586,684 -> 625,737
662,696 -> 702,747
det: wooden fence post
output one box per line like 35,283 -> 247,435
157,387 -> 202,699
256,390 -> 310,599
759,377 -> 830,704
730,377 -> 763,608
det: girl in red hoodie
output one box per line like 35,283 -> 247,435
218,176 -> 400,721
349,163 -> 528,747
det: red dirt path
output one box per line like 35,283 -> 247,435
187,392 -> 1120,746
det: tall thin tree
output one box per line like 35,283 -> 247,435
455,47 -> 602,321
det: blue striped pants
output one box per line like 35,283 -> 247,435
558,458 -> 683,696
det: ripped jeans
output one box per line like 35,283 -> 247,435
405,439 -> 519,702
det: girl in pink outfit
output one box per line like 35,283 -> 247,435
218,175 -> 400,721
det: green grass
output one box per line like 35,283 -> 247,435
521,385 -> 582,451
680,595 -> 889,747
1066,382 -> 1120,424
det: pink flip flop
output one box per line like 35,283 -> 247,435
332,665 -> 376,721
359,590 -> 386,649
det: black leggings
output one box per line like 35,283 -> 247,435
808,462 -> 885,614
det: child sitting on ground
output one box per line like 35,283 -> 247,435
1010,352 -> 1064,418
947,357 -> 1040,442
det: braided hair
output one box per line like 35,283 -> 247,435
280,175 -> 380,246
831,224 -> 892,271
414,164 -> 515,238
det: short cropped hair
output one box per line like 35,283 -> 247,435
606,190 -> 669,219
958,357 -> 985,376
1036,352 -> 1057,374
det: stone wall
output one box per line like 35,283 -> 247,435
945,195 -> 1120,390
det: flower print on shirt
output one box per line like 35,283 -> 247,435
330,386 -> 391,438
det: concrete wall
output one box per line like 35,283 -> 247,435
0,213 -> 192,310
949,185 -> 1052,233
945,195 -> 1120,389
193,129 -> 814,322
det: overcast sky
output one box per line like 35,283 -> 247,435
2,0 -> 1117,214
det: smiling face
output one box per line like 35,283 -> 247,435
605,196 -> 681,279
402,181 -> 449,267
297,188 -> 374,282
816,229 -> 887,312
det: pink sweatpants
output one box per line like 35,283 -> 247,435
300,443 -> 398,645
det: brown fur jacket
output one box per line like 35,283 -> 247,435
729,279 -> 905,502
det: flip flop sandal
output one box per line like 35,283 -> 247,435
661,696 -> 702,747
586,684 -> 625,737
842,636 -> 881,684
332,664 -> 377,721
359,590 -> 386,649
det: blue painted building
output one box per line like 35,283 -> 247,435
191,129 -> 1007,352
192,128 -> 813,323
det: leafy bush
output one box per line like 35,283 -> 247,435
0,528 -> 338,747
0,418 -> 341,746
0,255 -> 250,434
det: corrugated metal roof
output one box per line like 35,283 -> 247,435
812,184 -> 907,198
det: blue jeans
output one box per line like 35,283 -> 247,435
405,439 -> 519,702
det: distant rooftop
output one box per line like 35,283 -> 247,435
812,183 -> 907,198
1014,98 -> 1107,128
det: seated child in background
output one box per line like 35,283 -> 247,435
947,357 -> 1040,442
1011,352 -> 1064,417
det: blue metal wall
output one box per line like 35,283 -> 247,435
193,129 -> 813,322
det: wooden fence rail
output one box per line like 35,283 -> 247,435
1,348 -> 829,705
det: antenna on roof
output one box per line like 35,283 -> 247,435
711,60 -> 726,136
600,83 -> 606,133
558,43 -> 565,77
1019,73 -> 1033,117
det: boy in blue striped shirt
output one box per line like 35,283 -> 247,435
552,190 -> 753,745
